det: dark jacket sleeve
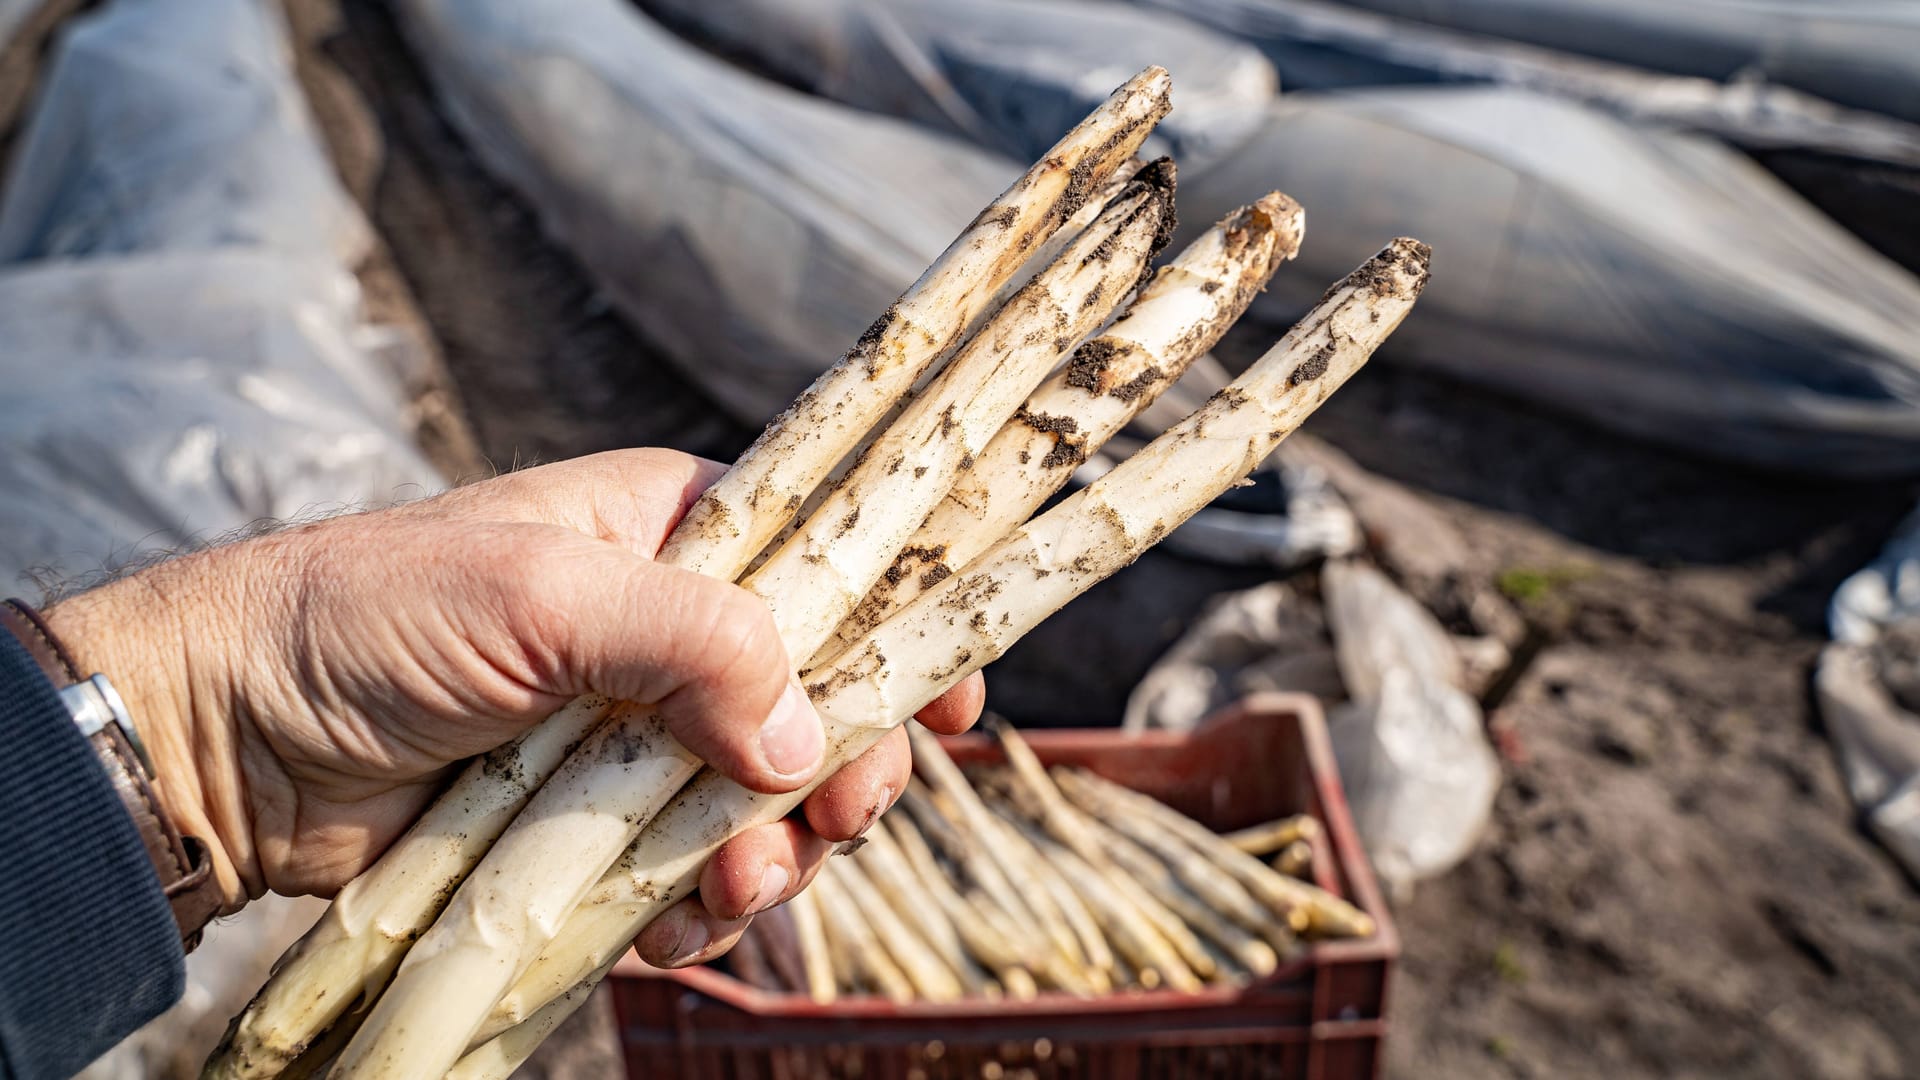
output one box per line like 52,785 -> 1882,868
0,632 -> 183,1079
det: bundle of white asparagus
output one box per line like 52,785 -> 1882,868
206,66 -> 1429,1080
736,721 -> 1371,1002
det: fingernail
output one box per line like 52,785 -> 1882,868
748,863 -> 790,915
759,682 -> 824,778
863,785 -> 894,836
664,911 -> 711,966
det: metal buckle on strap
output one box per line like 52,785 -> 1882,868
61,673 -> 155,777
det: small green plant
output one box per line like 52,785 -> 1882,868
1496,563 -> 1592,604
1491,941 -> 1528,983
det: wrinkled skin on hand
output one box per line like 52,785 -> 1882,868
46,449 -> 984,966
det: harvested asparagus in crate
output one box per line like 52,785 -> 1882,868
725,720 -> 1371,1000
208,63 -> 1428,1079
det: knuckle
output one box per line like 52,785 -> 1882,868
680,584 -> 786,690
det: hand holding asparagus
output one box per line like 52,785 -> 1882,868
209,65 -> 1429,1079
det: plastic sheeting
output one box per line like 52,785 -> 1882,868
391,0 -> 1023,426
1820,508 -> 1920,881
0,0 -> 439,589
0,0 -> 368,264
1179,87 -> 1920,475
627,0 -> 1920,474
0,0 -> 437,1071
0,253 -> 441,588
1139,0 -> 1920,169
1125,563 -> 1498,894
639,0 -> 1276,174
0,0 -> 39,46
1322,560 -> 1498,894
1833,506 -> 1920,647
1300,0 -> 1920,126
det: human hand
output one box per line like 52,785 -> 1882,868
43,449 -> 984,964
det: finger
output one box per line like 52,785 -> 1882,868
915,671 -> 985,735
480,528 -> 824,791
698,818 -> 834,921
802,725 -> 910,842
425,449 -> 728,557
633,896 -> 753,969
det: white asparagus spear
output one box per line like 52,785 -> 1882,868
813,861 -> 914,1002
741,170 -> 1173,659
1097,860 -> 1228,983
442,956 -> 616,1080
988,719 -> 1114,872
329,167 -> 1173,1080
1055,768 -> 1376,939
1064,773 -> 1292,945
895,780 -> 1054,972
1223,815 -> 1321,857
832,853 -> 964,1001
725,922 -> 779,992
474,238 -> 1430,1039
751,902 -> 809,994
895,783 -> 1093,995
856,821 -> 995,996
746,165 -> 1148,577
204,694 -> 613,1080
977,809 -> 1116,989
1081,807 -> 1286,976
1275,840 -> 1316,880
1020,832 -> 1203,993
1053,768 -> 1305,942
906,725 -> 1089,972
208,72 -> 1168,1080
786,886 -> 836,1004
661,68 -> 1171,580
982,732 -> 1262,977
884,814 -> 1038,998
1052,795 -> 1290,972
824,192 -> 1304,654
983,796 -> 1217,983
820,894 -> 858,995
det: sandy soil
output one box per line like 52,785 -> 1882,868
274,1 -> 1920,1075
1294,358 -> 1920,1080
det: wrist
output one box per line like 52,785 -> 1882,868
45,558 -> 257,911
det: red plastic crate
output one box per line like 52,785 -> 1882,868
608,692 -> 1398,1079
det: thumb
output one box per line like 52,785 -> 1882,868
485,525 -> 827,794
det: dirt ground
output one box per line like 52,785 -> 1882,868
199,1 -> 1920,1075
1300,363 -> 1920,1079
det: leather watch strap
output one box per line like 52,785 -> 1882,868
2,599 -> 223,950
0,598 -> 75,686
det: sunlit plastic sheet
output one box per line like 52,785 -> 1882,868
0,0 -> 368,264
640,0 -> 1276,173
613,0 -> 1920,474
0,0 -> 440,594
0,251 -> 439,589
1136,0 -> 1920,167
1125,564 -> 1499,895
1821,509 -> 1920,880
1180,87 -> 1920,475
392,0 -> 1025,425
1256,0 -> 1920,125
0,0 -> 40,48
